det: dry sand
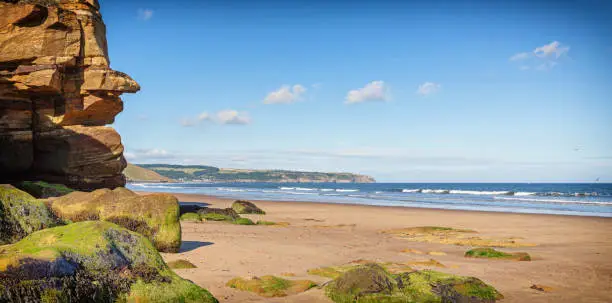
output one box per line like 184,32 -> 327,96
149,192 -> 612,302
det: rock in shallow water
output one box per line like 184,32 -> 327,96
0,221 -> 217,302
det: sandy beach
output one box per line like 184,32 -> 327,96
152,192 -> 612,302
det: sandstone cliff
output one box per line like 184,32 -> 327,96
0,0 -> 138,190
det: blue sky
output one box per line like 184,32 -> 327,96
101,0 -> 612,182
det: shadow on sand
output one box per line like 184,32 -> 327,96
179,241 -> 214,253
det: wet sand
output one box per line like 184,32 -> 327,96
147,192 -> 612,302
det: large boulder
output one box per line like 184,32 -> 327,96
232,200 -> 266,215
48,188 -> 181,252
0,0 -> 139,190
0,221 -> 218,302
326,263 -> 503,303
0,185 -> 57,245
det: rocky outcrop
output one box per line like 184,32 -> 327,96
0,0 -> 139,190
0,221 -> 218,302
48,187 -> 182,252
325,263 -> 504,303
232,200 -> 266,215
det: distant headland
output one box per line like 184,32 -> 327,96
124,163 -> 376,183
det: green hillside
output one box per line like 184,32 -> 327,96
133,164 -> 375,183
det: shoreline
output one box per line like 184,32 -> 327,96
143,191 -> 611,302
137,191 -> 612,219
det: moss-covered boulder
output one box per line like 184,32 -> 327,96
48,188 -> 181,252
13,181 -> 74,198
232,200 -> 266,214
0,221 -> 217,302
326,263 -> 503,303
0,186 -> 57,245
227,275 -> 316,297
197,207 -> 240,221
465,248 -> 531,261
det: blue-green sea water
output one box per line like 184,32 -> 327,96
127,182 -> 612,217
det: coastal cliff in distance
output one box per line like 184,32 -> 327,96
124,164 -> 376,183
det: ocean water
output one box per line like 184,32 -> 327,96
127,182 -> 612,218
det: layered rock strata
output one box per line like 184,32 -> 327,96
0,0 -> 139,190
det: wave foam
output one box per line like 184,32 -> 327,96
336,189 -> 359,192
494,197 -> 612,206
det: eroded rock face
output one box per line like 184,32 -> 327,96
0,0 -> 139,190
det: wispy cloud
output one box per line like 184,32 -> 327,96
416,82 -> 441,96
534,41 -> 570,58
510,41 -> 569,71
180,118 -> 197,127
216,110 -> 251,125
509,52 -> 531,61
125,148 -> 174,161
137,8 -> 154,21
263,84 -> 307,104
345,81 -> 389,104
180,110 -> 251,127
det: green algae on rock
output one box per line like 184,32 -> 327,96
47,188 -> 181,252
167,259 -> 197,269
232,200 -> 266,214
465,248 -> 531,261
0,221 -> 217,302
180,212 -> 202,222
227,275 -> 317,297
325,263 -> 503,303
0,186 -> 57,245
13,181 -> 74,198
233,217 -> 255,225
198,207 -> 240,221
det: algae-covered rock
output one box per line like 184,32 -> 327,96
465,248 -> 531,261
180,212 -> 202,222
198,207 -> 240,221
168,259 -> 197,269
227,275 -> 316,297
233,217 -> 255,225
48,188 -> 181,252
13,181 -> 74,198
232,200 -> 266,214
325,263 -> 503,303
0,186 -> 57,245
0,221 -> 217,302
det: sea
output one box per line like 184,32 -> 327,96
127,182 -> 612,218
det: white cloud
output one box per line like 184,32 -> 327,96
510,41 -> 569,71
509,52 -> 531,61
345,81 -> 389,104
416,82 -> 441,96
534,41 -> 569,58
263,84 -> 307,104
215,110 -> 251,125
137,8 -> 154,21
180,110 -> 251,126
